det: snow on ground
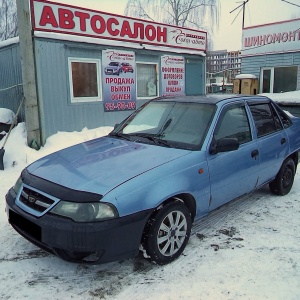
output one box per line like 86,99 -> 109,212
260,90 -> 300,104
0,120 -> 300,299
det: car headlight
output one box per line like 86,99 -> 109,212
13,176 -> 23,194
50,201 -> 118,222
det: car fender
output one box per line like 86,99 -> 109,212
105,151 -> 211,219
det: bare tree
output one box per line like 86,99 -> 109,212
125,0 -> 220,32
0,0 -> 18,41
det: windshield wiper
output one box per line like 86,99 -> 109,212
154,138 -> 172,148
129,133 -> 172,148
109,132 -> 132,141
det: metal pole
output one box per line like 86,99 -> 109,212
16,0 -> 41,149
230,0 -> 249,30
242,1 -> 245,29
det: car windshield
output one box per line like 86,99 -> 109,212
111,101 -> 215,150
109,62 -> 119,66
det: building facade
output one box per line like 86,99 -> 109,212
0,0 -> 207,146
206,50 -> 241,83
241,18 -> 300,93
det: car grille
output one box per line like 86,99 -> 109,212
20,187 -> 55,213
16,185 -> 59,217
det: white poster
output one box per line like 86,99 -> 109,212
102,49 -> 136,112
161,55 -> 185,97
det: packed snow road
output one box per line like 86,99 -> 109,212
1,177 -> 300,300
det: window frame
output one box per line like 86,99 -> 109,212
260,66 -> 298,93
136,62 -> 159,100
260,68 -> 273,94
213,103 -> 252,145
272,102 -> 293,129
249,103 -> 281,138
68,57 -> 102,103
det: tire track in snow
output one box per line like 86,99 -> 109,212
191,186 -> 270,235
107,187 -> 274,300
1,182 -> 297,300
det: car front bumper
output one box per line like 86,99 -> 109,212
6,188 -> 152,264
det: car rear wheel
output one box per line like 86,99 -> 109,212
269,158 -> 295,196
143,201 -> 192,265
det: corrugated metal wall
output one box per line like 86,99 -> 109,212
34,38 -> 205,143
34,39 -> 139,143
241,52 -> 300,90
295,54 -> 300,90
0,43 -> 24,122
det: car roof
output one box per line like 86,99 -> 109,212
151,94 -> 271,105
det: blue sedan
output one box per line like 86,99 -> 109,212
6,95 -> 300,265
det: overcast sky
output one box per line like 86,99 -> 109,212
49,0 -> 299,51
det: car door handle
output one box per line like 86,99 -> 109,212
281,138 -> 286,145
251,149 -> 259,158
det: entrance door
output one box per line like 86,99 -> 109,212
261,68 -> 272,93
185,62 -> 203,95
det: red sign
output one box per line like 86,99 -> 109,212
31,0 -> 207,52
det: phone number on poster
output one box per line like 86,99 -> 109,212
105,102 -> 136,111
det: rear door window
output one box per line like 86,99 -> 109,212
249,103 -> 282,138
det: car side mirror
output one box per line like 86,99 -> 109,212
209,138 -> 239,155
113,123 -> 120,130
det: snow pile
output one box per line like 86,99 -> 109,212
0,108 -> 15,124
0,36 -> 19,49
0,123 -> 113,171
235,74 -> 257,79
260,90 -> 300,104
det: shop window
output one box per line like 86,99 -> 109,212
273,66 -> 297,93
136,63 -> 158,98
68,58 -> 101,103
260,66 -> 298,93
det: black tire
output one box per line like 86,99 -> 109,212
269,158 -> 295,196
143,201 -> 192,265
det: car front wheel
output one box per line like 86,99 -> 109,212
269,158 -> 295,196
143,201 -> 192,265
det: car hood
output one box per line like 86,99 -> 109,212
27,137 -> 190,196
